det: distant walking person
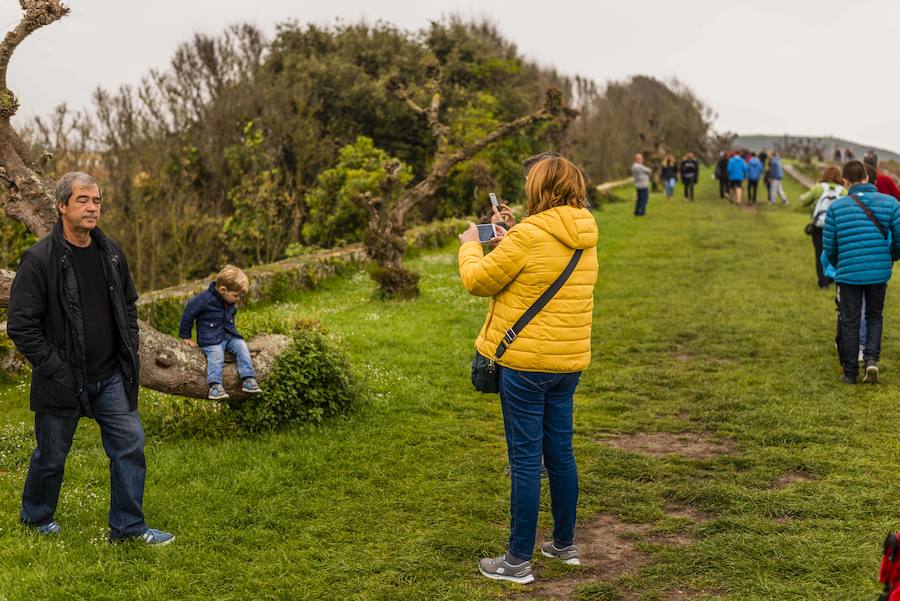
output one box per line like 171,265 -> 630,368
768,152 -> 788,205
631,153 -> 652,216
746,152 -> 764,203
7,172 -> 174,544
823,161 -> 900,384
661,155 -> 677,199
715,151 -> 729,199
680,152 -> 699,201
726,151 -> 748,204
800,166 -> 845,288
863,151 -> 900,200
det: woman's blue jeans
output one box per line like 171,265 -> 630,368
499,366 -> 581,560
664,177 -> 676,197
21,372 -> 147,539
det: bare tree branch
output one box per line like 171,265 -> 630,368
0,1 -> 69,118
390,88 -> 564,227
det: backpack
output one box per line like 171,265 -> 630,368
812,183 -> 844,228
879,532 -> 900,601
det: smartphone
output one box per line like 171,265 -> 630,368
489,192 -> 500,211
476,223 -> 499,243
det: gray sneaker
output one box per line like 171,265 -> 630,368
863,362 -> 879,384
241,377 -> 261,393
541,540 -> 580,565
208,383 -> 229,400
478,554 -> 534,584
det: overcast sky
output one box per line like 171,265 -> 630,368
4,0 -> 900,151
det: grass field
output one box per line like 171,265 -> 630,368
1,171 -> 897,600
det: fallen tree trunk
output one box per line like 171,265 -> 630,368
0,321 -> 24,374
138,320 -> 290,400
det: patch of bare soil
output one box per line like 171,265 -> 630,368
517,515 -> 653,600
771,470 -> 814,489
663,503 -> 712,524
672,351 -> 695,362
596,432 -> 736,460
517,507 -> 710,600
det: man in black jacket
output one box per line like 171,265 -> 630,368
8,172 -> 173,545
679,152 -> 700,201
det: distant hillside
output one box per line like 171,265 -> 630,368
734,134 -> 900,163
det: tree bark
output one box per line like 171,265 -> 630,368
0,1 -> 289,400
138,321 -> 290,400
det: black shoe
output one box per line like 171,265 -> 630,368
840,374 -> 857,385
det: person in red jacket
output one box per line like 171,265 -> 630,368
863,151 -> 900,200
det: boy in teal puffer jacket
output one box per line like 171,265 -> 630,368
823,160 -> 900,384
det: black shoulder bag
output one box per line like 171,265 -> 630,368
850,193 -> 888,240
471,248 -> 584,394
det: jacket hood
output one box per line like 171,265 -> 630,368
523,205 -> 598,250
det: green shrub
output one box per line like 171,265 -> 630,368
228,323 -> 360,431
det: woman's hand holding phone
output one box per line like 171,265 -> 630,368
491,202 -> 516,230
458,222 -> 480,244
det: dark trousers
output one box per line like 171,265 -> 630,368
811,227 -> 832,288
21,372 -> 148,539
747,179 -> 759,203
634,187 -> 649,216
836,283 -> 887,377
499,367 -> 581,560
718,178 -> 727,198
683,182 -> 695,200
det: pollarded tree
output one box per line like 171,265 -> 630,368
0,1 -> 289,400
355,60 -> 567,299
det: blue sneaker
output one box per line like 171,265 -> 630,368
208,383 -> 229,400
140,529 -> 175,546
241,377 -> 261,394
34,521 -> 62,535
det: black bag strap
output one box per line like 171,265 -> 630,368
493,248 -> 584,360
850,193 -> 888,240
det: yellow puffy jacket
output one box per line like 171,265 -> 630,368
458,205 -> 598,373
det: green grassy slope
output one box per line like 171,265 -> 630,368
0,172 -> 895,600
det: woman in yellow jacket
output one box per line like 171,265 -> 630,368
458,156 -> 598,584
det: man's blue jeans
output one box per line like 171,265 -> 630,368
201,335 -> 255,385
499,366 -> 581,560
634,188 -> 649,216
21,372 -> 148,539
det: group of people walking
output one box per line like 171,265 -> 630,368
715,149 -> 787,205
801,152 -> 900,385
631,152 -> 699,216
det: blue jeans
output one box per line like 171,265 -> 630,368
634,188 -> 649,216
860,296 -> 868,348
201,335 -> 255,385
21,372 -> 148,539
664,178 -> 676,198
499,367 -> 581,560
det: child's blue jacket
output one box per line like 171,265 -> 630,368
178,282 -> 242,347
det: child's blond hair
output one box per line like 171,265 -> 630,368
216,264 -> 250,294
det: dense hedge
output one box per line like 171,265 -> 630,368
227,323 -> 360,431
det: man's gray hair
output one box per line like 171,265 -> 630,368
55,171 -> 100,207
